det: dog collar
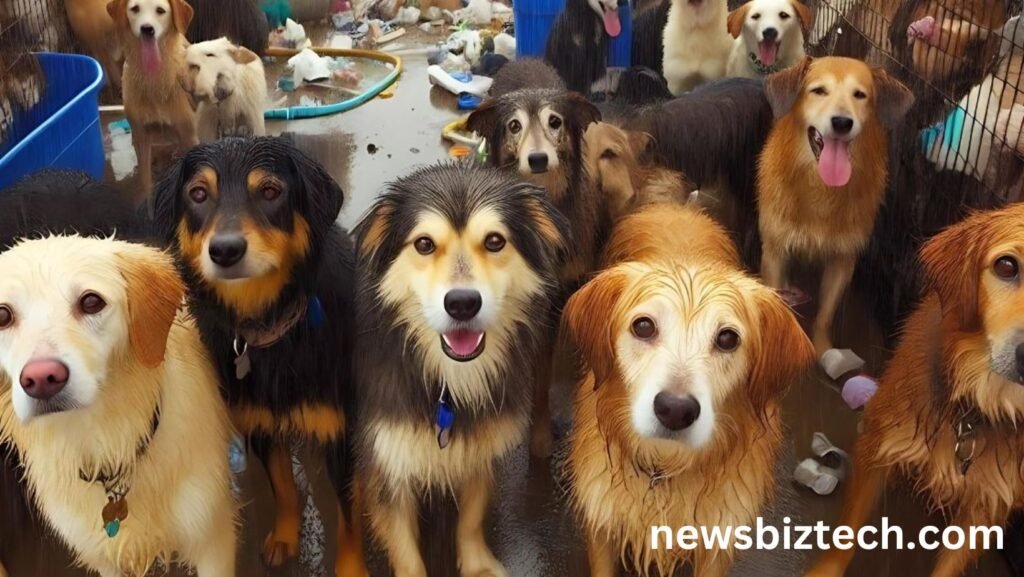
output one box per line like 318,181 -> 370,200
435,383 -> 455,449
78,399 -> 162,538
748,52 -> 783,76
233,295 -> 324,380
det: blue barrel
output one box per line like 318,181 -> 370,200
607,1 -> 632,67
514,0 -> 566,58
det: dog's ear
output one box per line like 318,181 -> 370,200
117,246 -> 185,368
169,0 -> 194,34
919,215 -> 985,330
153,156 -> 189,244
627,130 -> 655,159
522,190 -> 569,261
355,197 -> 395,262
749,285 -> 814,412
727,2 -> 751,39
565,92 -> 601,132
467,99 -> 502,161
231,46 -> 260,65
282,140 -> 344,238
764,56 -> 811,118
106,0 -> 128,27
872,68 -> 914,129
791,0 -> 815,35
178,66 -> 195,96
563,267 -> 628,389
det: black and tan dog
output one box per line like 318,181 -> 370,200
352,163 -> 567,577
152,137 -> 364,575
468,87 -> 603,457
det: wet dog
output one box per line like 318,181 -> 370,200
803,203 -> 1024,577
352,163 -> 566,577
181,37 -> 268,143
0,236 -> 236,577
544,0 -> 622,93
662,0 -> 733,94
108,0 -> 198,196
758,57 -> 913,354
726,0 -> 813,79
566,203 -> 814,577
152,137 -> 364,574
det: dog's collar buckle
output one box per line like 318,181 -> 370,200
954,409 -> 980,476
233,336 -> 252,380
435,383 -> 455,450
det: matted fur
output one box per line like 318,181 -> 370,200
0,236 -> 236,577
353,163 -> 566,576
566,204 -> 814,577
806,203 -> 1024,577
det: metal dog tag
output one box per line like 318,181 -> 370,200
234,337 -> 251,380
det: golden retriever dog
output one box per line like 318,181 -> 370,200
758,56 -> 913,355
726,0 -> 813,79
66,0 -> 123,92
0,236 -> 236,577
804,203 -> 1024,577
181,37 -> 267,143
566,203 -> 815,577
108,0 -> 197,195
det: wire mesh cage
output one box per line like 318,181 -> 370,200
807,0 -> 1024,336
0,0 -> 73,143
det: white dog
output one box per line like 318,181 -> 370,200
181,37 -> 267,143
663,0 -> 733,95
726,0 -> 813,79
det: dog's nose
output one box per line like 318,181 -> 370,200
20,359 -> 70,401
527,152 -> 549,174
1015,343 -> 1024,382
208,234 -> 248,268
140,24 -> 156,37
653,392 -> 701,431
762,27 -> 778,42
831,116 -> 855,136
444,289 -> 482,321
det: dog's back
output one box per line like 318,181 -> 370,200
603,203 -> 740,267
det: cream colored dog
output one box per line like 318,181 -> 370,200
662,0 -> 733,95
182,37 -> 267,143
0,236 -> 236,577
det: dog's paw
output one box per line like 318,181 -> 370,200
529,424 -> 553,460
261,528 -> 300,567
459,554 -> 509,577
335,549 -> 370,577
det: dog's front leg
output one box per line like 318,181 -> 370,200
131,126 -> 153,196
929,507 -> 1000,577
456,470 -> 507,577
367,478 -> 426,577
760,244 -> 787,290
192,504 -> 238,577
254,440 -> 301,567
812,254 -> 856,356
585,530 -> 617,577
529,345 -> 555,459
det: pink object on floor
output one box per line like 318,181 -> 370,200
842,374 -> 878,410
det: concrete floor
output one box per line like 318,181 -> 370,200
3,48 -> 1016,577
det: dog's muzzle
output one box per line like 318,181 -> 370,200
527,152 -> 549,174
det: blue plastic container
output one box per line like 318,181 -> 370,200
0,53 -> 105,190
607,2 -> 633,67
514,0 -> 565,58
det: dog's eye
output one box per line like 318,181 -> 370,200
994,256 -> 1019,280
414,236 -> 436,255
79,293 -> 106,315
810,87 -> 828,96
508,119 -> 522,134
751,13 -> 761,20
206,53 -> 216,58
188,186 -> 208,204
600,148 -> 617,160
484,233 -> 506,253
262,184 -> 282,201
156,6 -> 166,14
0,305 -> 13,329
715,328 -> 740,352
548,115 -> 563,130
779,11 -> 790,19
631,317 -> 657,340
130,5 -> 140,13
190,64 -> 200,72
853,90 -> 867,100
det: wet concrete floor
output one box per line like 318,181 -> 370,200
3,50 -> 1015,577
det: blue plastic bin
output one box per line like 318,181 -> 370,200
514,0 -> 565,58
0,53 -> 105,190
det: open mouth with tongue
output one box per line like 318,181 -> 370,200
808,127 -> 853,188
602,7 -> 621,37
139,37 -> 162,76
757,40 -> 779,67
441,330 -> 486,362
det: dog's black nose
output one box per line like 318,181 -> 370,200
140,24 -> 156,37
653,392 -> 701,431
444,289 -> 482,321
1015,343 -> 1024,382
527,152 -> 549,174
20,359 -> 69,400
831,116 -> 854,136
762,27 -> 778,42
208,234 -> 248,268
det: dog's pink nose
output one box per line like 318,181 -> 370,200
20,359 -> 70,400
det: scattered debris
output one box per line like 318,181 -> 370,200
367,143 -> 379,154
842,374 -> 879,410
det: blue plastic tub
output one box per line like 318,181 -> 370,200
0,53 -> 105,190
514,0 -> 564,58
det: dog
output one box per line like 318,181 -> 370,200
108,0 -> 198,196
152,137 -> 364,574
803,203 -> 1024,577
566,203 -> 814,577
66,0 -> 123,92
758,57 -> 913,355
181,37 -> 267,143
904,0 -> 1009,87
468,88 -> 604,457
352,162 -> 567,577
489,57 -> 564,98
185,0 -> 269,56
726,0 -> 812,79
0,235 -> 236,577
662,0 -> 733,95
544,0 -> 621,93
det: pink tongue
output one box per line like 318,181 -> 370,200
444,331 -> 484,357
758,41 -> 778,66
603,9 -> 621,37
140,38 -> 161,76
818,138 -> 852,187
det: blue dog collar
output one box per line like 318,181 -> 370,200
921,106 -> 967,154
